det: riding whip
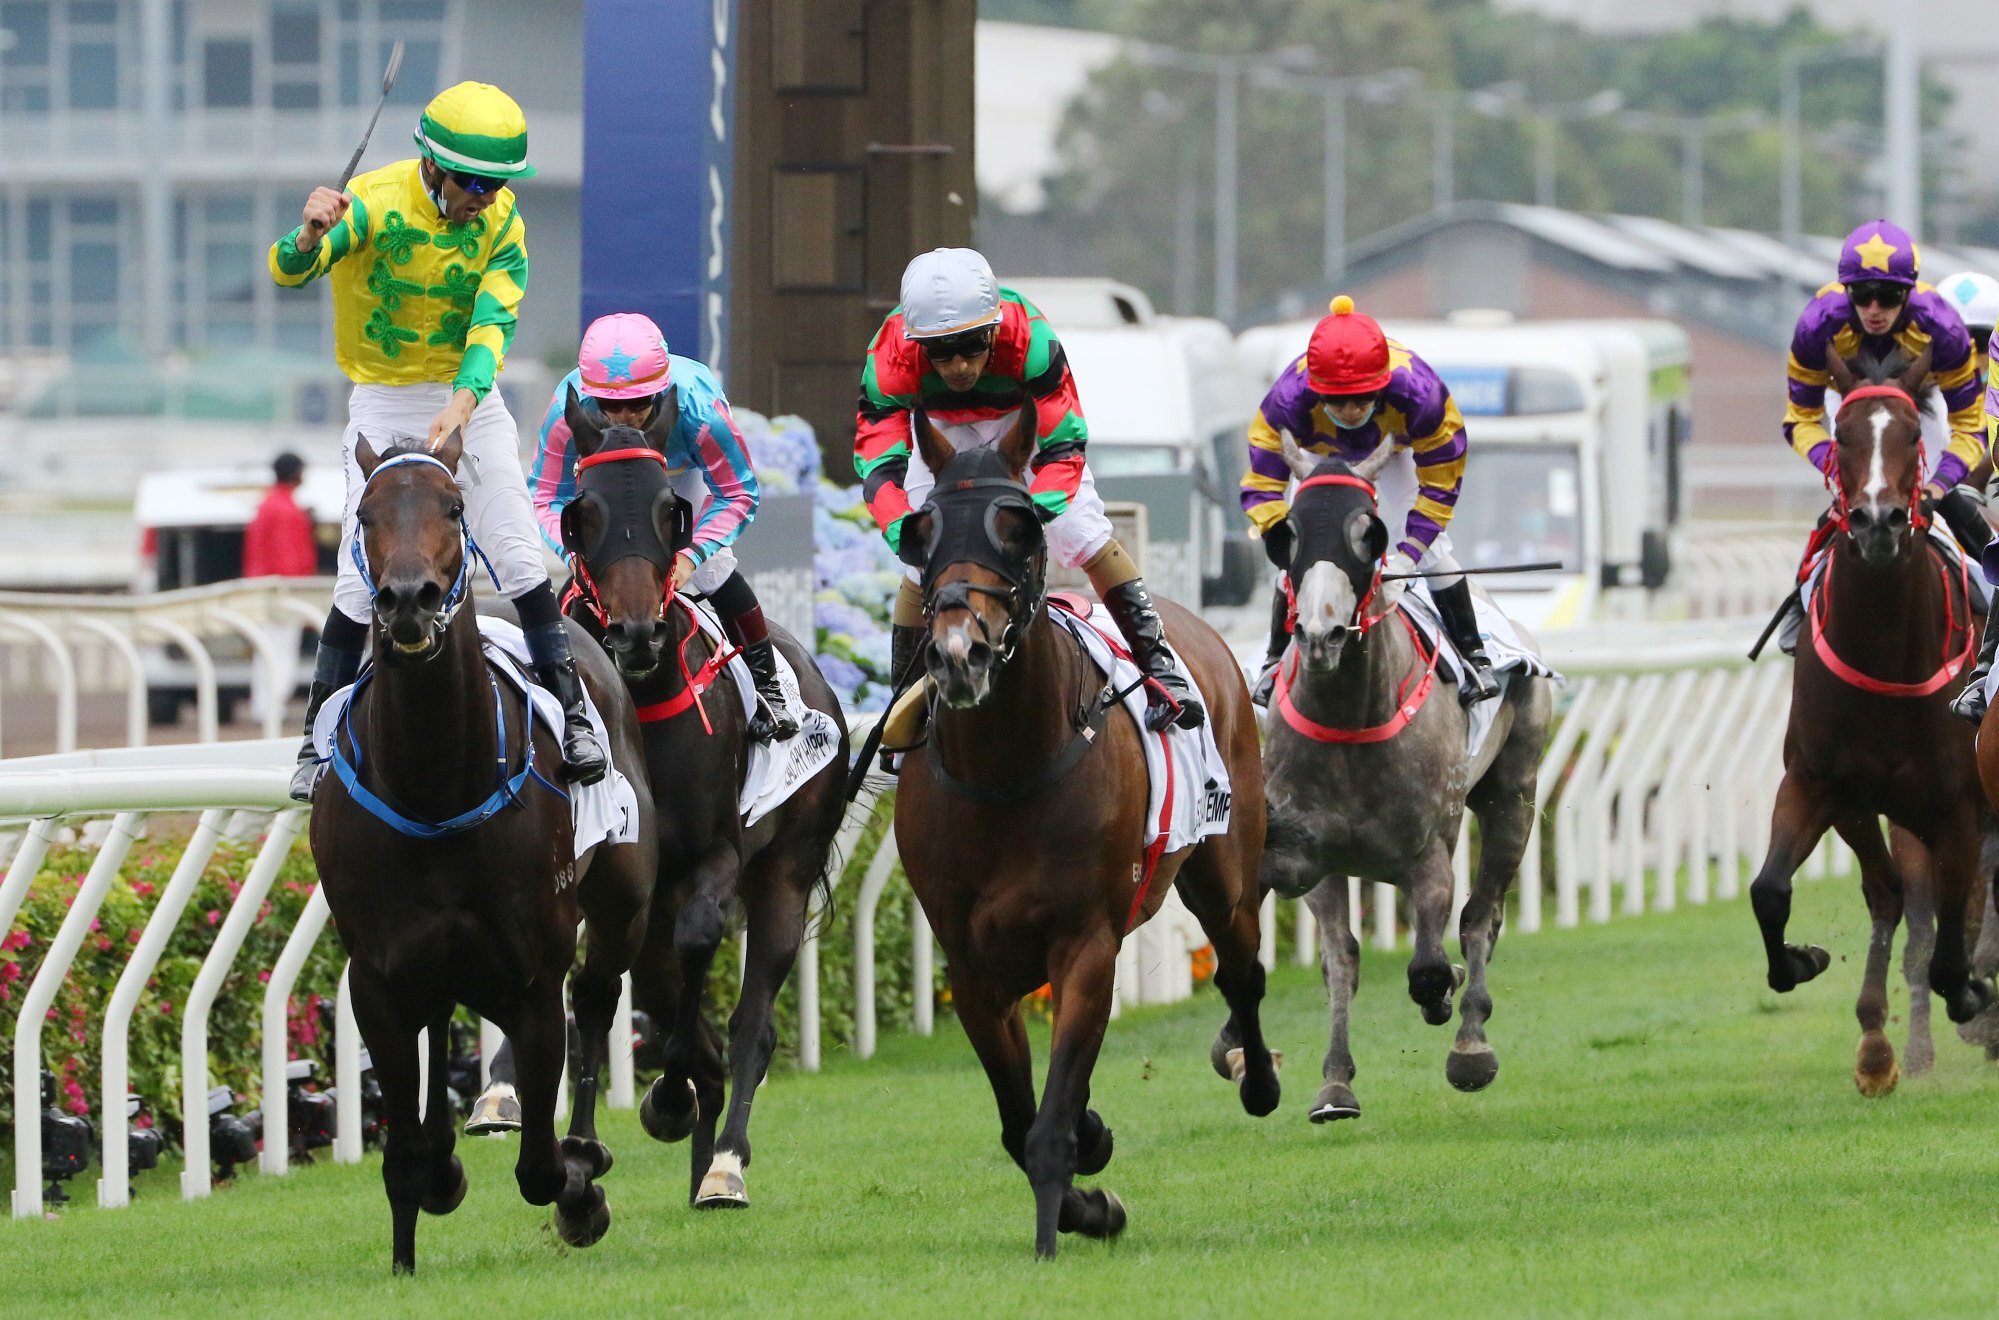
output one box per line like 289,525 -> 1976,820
308,39 -> 405,239
1380,561 -> 1565,581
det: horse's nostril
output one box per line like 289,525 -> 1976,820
1888,507 -> 1909,527
376,583 -> 400,613
416,581 -> 442,611
1849,508 -> 1873,530
966,641 -> 993,668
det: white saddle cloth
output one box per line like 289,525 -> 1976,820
1396,581 -> 1560,762
1045,601 -> 1234,865
313,617 -> 642,859
1780,524 -> 1984,657
676,596 -> 844,828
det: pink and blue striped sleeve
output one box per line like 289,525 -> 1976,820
529,383 -> 576,556
685,399 -> 760,566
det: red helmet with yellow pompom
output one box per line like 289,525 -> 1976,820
1306,295 -> 1392,395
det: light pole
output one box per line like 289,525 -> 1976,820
1252,66 -> 1421,282
1884,2 -> 1922,236
1468,87 -> 1622,209
1617,109 -> 1764,226
1141,88 -> 1200,315
1780,39 -> 1879,249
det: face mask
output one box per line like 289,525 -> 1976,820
1331,402 -> 1377,431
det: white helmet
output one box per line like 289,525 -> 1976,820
899,248 -> 1002,340
1938,270 -> 1999,332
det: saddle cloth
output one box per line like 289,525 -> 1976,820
313,617 -> 642,859
1779,524 -> 1985,656
1395,581 -> 1561,763
677,596 -> 844,828
1044,597 -> 1235,864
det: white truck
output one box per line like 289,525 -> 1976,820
1234,311 -> 1692,631
1009,278 -> 1266,605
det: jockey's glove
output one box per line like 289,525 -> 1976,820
1924,485 -> 1994,554
1261,520 -> 1295,570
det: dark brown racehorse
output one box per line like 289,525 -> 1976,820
553,393 -> 848,1209
311,434 -> 658,1273
1750,348 -> 1993,1093
893,410 -> 1275,1259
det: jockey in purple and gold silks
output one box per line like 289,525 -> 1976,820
1239,295 -> 1497,708
1784,220 -> 1985,493
531,313 -> 797,742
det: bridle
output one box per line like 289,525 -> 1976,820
559,442 -> 694,634
348,451 -> 500,658
1822,383 -> 1928,537
909,474 -> 1049,669
1280,471 -> 1388,638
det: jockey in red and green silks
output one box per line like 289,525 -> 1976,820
1239,295 -> 1498,709
1779,221 -> 1996,725
856,247 -> 1202,732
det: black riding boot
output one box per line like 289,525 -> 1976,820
890,621 -> 927,690
288,611 -> 366,803
1931,485 -> 1994,559
1951,596 -> 1999,725
1251,578 -> 1292,708
523,621 -> 608,785
1432,579 -> 1500,707
709,572 -> 797,741
1102,578 -> 1205,731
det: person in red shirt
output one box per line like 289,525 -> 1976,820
244,453 -> 320,724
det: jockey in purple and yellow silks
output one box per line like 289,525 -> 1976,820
858,246 -> 1202,732
269,81 -> 610,802
1240,295 -> 1498,708
531,312 -> 797,742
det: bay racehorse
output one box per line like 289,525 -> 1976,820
1750,347 -> 1993,1094
893,409 -> 1275,1259
311,434 -> 658,1273
552,390 -> 848,1209
1260,434 -> 1551,1117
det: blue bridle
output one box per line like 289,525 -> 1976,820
332,449 -> 567,839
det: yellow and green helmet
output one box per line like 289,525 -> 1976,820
413,81 -> 536,180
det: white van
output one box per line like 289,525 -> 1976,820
1234,312 -> 1691,631
1009,278 -> 1265,604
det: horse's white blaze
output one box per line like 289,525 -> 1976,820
1862,406 -> 1891,506
1295,561 -> 1354,635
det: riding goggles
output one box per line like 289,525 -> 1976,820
919,328 -> 997,363
1846,281 -> 1908,310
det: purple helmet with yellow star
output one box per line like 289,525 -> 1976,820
578,313 -> 671,401
1837,220 -> 1921,288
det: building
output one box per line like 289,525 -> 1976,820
0,0 -> 582,368
1263,201 -> 1999,464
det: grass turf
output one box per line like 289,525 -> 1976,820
8,873 -> 1998,1318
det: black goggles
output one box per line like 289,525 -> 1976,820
920,328 -> 996,362
1846,281 -> 1908,309
445,168 -> 505,197
1972,326 -> 1992,356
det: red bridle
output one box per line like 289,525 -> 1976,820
1281,472 -> 1388,637
576,446 -> 670,473
1823,384 -> 1927,535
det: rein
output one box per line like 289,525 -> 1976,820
1272,610 -> 1439,743
348,451 -> 503,651
1823,384 -> 1928,536
563,567 -> 740,734
1806,539 -> 1974,698
1282,471 -> 1386,637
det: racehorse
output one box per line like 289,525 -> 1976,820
553,390 -> 848,1209
311,433 -> 658,1273
893,409 -> 1276,1259
1750,347 -> 1993,1094
1259,434 -> 1551,1117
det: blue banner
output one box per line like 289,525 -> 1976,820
1434,365 -> 1510,417
581,0 -> 735,381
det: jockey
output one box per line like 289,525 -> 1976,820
858,247 -> 1203,732
269,81 -> 606,802
1241,295 -> 1498,708
1946,269 -> 1999,722
1785,220 -> 1988,558
530,312 -> 799,742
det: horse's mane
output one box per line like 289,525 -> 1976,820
1847,344 -> 1939,412
935,446 -> 1022,486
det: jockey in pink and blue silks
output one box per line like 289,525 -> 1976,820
531,312 -> 798,741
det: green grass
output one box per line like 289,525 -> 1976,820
9,875 -> 1999,1318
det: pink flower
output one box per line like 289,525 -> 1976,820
66,1098 -> 86,1116
4,929 -> 31,951
88,918 -> 100,932
159,1001 -> 173,1015
205,910 -> 220,926
130,881 -> 154,897
97,937 -> 111,952
127,929 -> 141,945
257,970 -> 271,983
0,985 -> 11,1002
0,961 -> 18,983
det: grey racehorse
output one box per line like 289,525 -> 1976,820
1261,434 -> 1553,1119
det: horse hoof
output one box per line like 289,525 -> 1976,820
553,1185 -> 611,1248
1209,1025 -> 1242,1081
1409,962 -> 1457,1025
1954,998 -> 1999,1047
561,1135 -> 613,1180
420,1155 -> 467,1216
1947,978 -> 1998,1025
639,1077 -> 699,1144
1419,997 -> 1454,1027
694,1152 -> 748,1210
1309,1082 -> 1360,1123
1224,1046 -> 1282,1117
1445,1041 -> 1500,1092
1066,1188 -> 1126,1242
1076,1110 -> 1114,1177
464,1085 -> 521,1136
1854,1041 -> 1899,1098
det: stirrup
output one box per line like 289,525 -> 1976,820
562,722 -> 608,786
1143,674 -> 1205,732
1458,660 -> 1501,708
750,683 -> 800,742
1250,660 -> 1280,709
1951,675 -> 1990,726
287,751 -> 323,804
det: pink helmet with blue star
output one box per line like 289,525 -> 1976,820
578,312 -> 672,401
